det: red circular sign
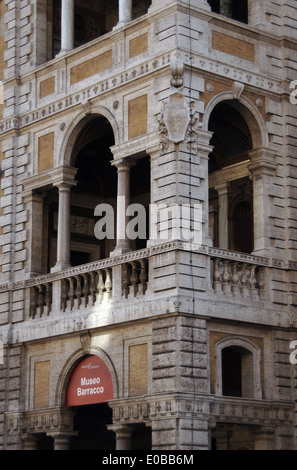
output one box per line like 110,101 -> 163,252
66,355 -> 114,407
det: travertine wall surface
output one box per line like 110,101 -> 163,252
0,0 -> 296,450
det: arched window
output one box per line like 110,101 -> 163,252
222,346 -> 254,397
216,337 -> 262,399
208,0 -> 248,24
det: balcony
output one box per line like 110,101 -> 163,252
23,242 -> 274,322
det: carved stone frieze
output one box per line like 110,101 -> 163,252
109,394 -> 294,427
6,407 -> 75,435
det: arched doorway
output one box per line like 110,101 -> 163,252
65,355 -> 116,450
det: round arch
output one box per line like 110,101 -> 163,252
203,91 -> 268,150
215,336 -> 262,399
56,346 -> 119,408
57,105 -> 120,168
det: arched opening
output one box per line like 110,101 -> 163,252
208,0 -> 248,23
64,355 -> 116,450
45,116 -> 117,271
222,346 -> 254,398
208,101 -> 254,254
51,0 -> 152,58
208,102 -> 252,173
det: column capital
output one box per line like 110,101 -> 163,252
111,157 -> 135,171
214,181 -> 229,195
247,148 -> 277,177
52,166 -> 78,189
48,431 -> 78,450
55,181 -> 77,191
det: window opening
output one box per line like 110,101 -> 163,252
208,0 -> 248,24
222,346 -> 254,398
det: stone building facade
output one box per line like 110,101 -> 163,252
0,0 -> 296,450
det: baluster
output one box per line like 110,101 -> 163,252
68,277 -> 75,310
37,285 -> 45,317
89,272 -> 97,305
75,275 -> 82,308
240,263 -> 249,298
130,262 -> 139,297
30,286 -> 38,318
249,265 -> 258,299
98,270 -> 105,303
231,262 -> 239,297
139,259 -> 147,295
45,283 -> 52,315
104,268 -> 112,301
213,258 -> 221,293
222,260 -> 231,294
122,264 -> 130,299
258,267 -> 266,301
61,279 -> 68,312
82,274 -> 89,307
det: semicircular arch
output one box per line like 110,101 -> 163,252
56,346 -> 119,408
57,106 -> 120,168
203,91 -> 268,150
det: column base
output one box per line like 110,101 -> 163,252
51,263 -> 72,273
113,21 -> 130,30
56,49 -> 72,57
110,246 -> 131,257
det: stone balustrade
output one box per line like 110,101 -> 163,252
28,253 -> 150,318
60,268 -> 112,312
122,259 -> 148,298
211,255 -> 266,300
25,243 -> 271,318
30,283 -> 52,318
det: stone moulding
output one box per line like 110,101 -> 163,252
6,407 -> 75,435
0,53 -> 173,136
109,394 -> 294,427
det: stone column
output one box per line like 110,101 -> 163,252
22,434 -> 38,450
24,190 -> 44,277
214,182 -> 229,250
52,182 -> 74,272
111,160 -> 133,255
50,432 -> 77,450
118,0 -> 132,27
61,0 -> 75,53
248,148 -> 276,257
109,425 -> 133,450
